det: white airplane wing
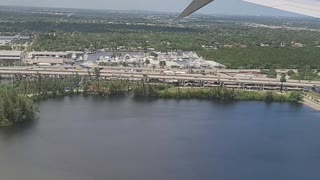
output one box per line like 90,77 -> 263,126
179,0 -> 214,18
243,0 -> 320,18
179,0 -> 320,18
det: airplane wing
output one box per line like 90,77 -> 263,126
179,0 -> 320,18
242,0 -> 320,18
178,0 -> 214,18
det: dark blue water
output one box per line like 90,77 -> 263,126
0,96 -> 319,180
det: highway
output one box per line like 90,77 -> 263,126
0,67 -> 319,88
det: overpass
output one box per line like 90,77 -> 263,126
0,67 -> 319,90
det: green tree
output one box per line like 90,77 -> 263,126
288,92 -> 303,102
159,61 -> 166,69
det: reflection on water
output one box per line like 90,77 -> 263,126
0,119 -> 37,140
0,96 -> 319,180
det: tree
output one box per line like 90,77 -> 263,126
150,52 -> 158,59
94,68 -> 101,80
280,73 -> 287,93
267,67 -> 277,78
288,92 -> 303,102
159,61 -> 166,69
287,70 -> 295,76
0,91 -> 37,127
264,91 -> 274,102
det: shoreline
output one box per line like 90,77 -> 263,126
302,98 -> 320,111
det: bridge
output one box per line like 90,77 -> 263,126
0,67 -> 319,91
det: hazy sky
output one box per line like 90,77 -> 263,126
0,0 -> 299,16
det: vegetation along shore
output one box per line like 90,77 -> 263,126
0,75 -> 303,127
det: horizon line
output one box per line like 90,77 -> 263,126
0,4 -> 309,18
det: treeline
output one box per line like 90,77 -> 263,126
31,32 -> 205,52
0,22 -> 199,34
198,47 -> 320,69
288,66 -> 320,81
1,76 -> 302,128
156,87 -> 302,102
13,76 -> 303,103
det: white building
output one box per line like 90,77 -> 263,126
28,57 -> 66,66
0,51 -> 24,65
28,51 -> 69,58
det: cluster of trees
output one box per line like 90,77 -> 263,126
31,32 -> 205,52
288,66 -> 320,81
198,47 -> 320,69
0,89 -> 37,127
261,67 -> 278,78
14,74 -> 82,99
84,80 -> 130,96
235,90 -> 302,102
159,87 -> 236,100
158,87 -> 302,102
13,75 -> 303,103
132,82 -> 160,97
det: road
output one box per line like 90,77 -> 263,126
0,67 -> 319,88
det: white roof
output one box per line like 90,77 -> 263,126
0,57 -> 21,60
66,51 -> 84,54
30,51 -> 68,56
0,51 -> 23,56
166,61 -> 180,67
206,61 -> 225,67
32,58 -> 65,64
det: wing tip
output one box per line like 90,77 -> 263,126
178,0 -> 215,18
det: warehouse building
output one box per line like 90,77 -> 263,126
28,51 -> 69,58
27,57 -> 66,66
0,51 -> 24,66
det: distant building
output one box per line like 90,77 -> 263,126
291,42 -> 304,48
28,57 -> 66,66
224,45 -> 234,48
28,51 -> 69,58
0,37 -> 13,46
0,35 -> 31,46
147,48 -> 155,51
0,51 -> 24,65
260,43 -> 270,47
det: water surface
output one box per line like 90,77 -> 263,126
0,96 -> 319,180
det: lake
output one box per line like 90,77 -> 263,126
0,96 -> 320,180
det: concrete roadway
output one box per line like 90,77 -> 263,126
0,67 -> 319,88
